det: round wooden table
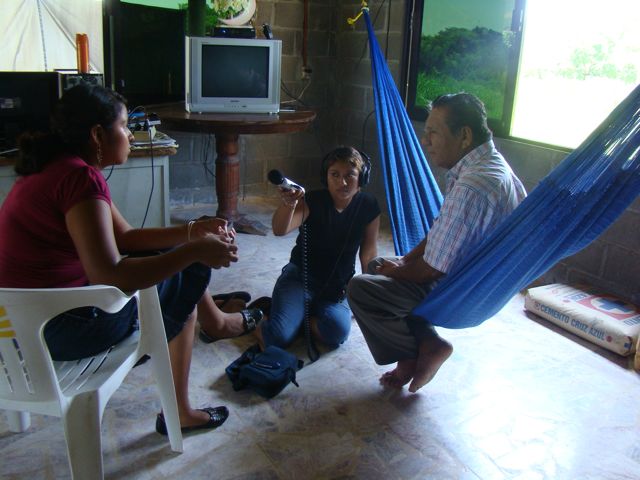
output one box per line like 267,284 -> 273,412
148,103 -> 316,235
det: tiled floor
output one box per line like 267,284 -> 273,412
1,196 -> 639,479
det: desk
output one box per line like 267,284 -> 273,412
149,103 -> 316,235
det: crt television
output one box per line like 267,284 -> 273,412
185,36 -> 282,114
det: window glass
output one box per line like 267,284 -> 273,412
511,0 -> 639,148
412,0 -> 519,135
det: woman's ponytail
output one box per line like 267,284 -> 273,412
14,131 -> 63,175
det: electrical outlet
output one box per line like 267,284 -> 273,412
301,65 -> 312,80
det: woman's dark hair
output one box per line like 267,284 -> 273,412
323,146 -> 366,173
15,84 -> 126,175
429,93 -> 492,146
320,146 -> 369,187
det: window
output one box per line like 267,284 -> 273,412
405,0 -> 639,149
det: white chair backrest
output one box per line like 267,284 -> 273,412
0,286 -> 137,414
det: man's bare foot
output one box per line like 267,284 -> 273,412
408,336 -> 453,393
379,359 -> 416,388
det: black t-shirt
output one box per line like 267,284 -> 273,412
290,189 -> 380,300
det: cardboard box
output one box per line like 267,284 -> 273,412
525,283 -> 640,356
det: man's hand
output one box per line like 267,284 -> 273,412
376,255 -> 443,283
375,258 -> 403,277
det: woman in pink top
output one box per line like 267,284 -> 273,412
0,84 -> 259,435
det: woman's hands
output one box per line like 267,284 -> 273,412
279,187 -> 305,208
194,232 -> 239,269
188,215 -> 235,242
272,187 -> 307,236
187,216 -> 239,268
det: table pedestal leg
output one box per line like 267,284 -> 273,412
214,133 -> 268,235
215,133 -> 239,220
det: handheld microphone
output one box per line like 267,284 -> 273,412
268,169 -> 305,193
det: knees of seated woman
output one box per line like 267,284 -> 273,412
264,262 -> 353,349
310,301 -> 351,348
261,303 -> 352,349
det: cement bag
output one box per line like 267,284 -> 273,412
525,283 -> 640,356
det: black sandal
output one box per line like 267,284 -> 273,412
212,291 -> 251,309
199,308 -> 264,344
247,296 -> 272,317
155,406 -> 229,436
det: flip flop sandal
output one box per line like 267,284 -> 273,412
247,296 -> 272,317
212,291 -> 252,309
199,308 -> 264,344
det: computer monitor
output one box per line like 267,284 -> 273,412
185,36 -> 282,114
0,72 -> 60,151
0,72 -> 104,153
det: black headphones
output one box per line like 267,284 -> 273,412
320,147 -> 372,187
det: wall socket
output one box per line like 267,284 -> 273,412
301,65 -> 312,80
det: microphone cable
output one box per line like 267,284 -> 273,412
139,118 -> 154,228
301,197 -> 320,362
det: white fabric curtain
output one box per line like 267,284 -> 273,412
0,0 -> 104,73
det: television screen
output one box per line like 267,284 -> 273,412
202,45 -> 269,98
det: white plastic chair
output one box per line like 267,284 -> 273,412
0,285 -> 183,479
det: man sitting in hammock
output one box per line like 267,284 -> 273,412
347,92 -> 527,392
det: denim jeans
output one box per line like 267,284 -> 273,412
261,262 -> 352,349
44,262 -> 211,361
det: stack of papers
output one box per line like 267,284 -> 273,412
131,131 -> 178,149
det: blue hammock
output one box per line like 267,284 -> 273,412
364,12 -> 443,254
364,10 -> 640,329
